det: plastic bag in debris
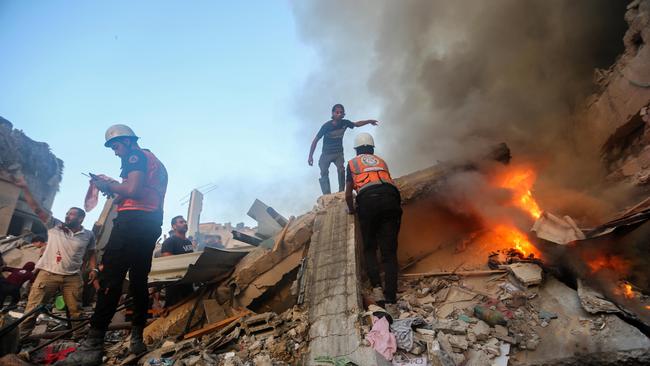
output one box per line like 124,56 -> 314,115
390,316 -> 426,351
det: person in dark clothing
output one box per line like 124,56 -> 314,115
0,262 -> 35,309
60,124 -> 168,365
161,216 -> 194,307
308,104 -> 379,194
345,133 -> 402,313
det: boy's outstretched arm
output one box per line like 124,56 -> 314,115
353,119 -> 379,127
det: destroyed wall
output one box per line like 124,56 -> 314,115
0,116 -> 63,236
198,221 -> 256,249
588,0 -> 650,186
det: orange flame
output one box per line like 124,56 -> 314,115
614,282 -> 636,299
490,224 -> 541,258
586,255 -> 630,274
496,168 -> 542,219
645,305 -> 650,310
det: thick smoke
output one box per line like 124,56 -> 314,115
291,0 -> 628,211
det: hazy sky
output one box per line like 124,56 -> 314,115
0,1 -> 381,228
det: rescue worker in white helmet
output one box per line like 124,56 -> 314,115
345,133 -> 402,313
59,124 -> 168,365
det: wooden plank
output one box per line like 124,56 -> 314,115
183,310 -> 250,339
400,269 -> 507,278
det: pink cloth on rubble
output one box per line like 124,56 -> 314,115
84,174 -> 115,212
365,316 -> 397,361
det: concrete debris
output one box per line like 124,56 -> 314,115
469,320 -> 490,341
506,262 -> 542,286
531,211 -> 586,244
577,279 -> 623,314
247,199 -> 287,239
371,250 -> 650,366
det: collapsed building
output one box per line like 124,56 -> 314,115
0,116 -> 62,271
0,116 -> 63,238
2,2 -> 650,366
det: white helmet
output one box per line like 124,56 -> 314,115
354,133 -> 375,148
104,124 -> 138,147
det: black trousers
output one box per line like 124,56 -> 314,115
0,280 -> 20,307
90,211 -> 162,331
357,185 -> 402,303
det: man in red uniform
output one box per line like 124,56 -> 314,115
60,124 -> 168,365
345,133 -> 402,313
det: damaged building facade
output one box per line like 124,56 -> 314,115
0,116 -> 63,238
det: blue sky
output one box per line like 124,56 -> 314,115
0,1 -> 359,228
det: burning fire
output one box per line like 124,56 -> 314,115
489,224 -> 541,258
614,282 -> 637,299
478,166 -> 543,258
586,255 -> 630,274
496,167 -> 542,219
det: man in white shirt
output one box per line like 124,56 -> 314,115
14,177 -> 97,339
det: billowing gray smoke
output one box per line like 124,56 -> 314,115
291,0 -> 627,194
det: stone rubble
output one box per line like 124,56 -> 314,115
360,264 -> 552,365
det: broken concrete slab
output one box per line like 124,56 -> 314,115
506,262 -> 542,286
531,211 -> 586,244
577,279 -> 622,314
143,298 -> 205,344
469,320 -> 490,341
235,250 -> 303,308
247,199 -> 287,239
228,211 -> 315,295
511,276 -> 650,365
432,319 -> 468,335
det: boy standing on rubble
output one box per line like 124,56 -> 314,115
308,104 -> 379,194
345,133 -> 402,315
60,124 -> 168,365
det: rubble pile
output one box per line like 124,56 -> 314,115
90,306 -> 309,366
361,261 -> 548,366
359,237 -> 650,366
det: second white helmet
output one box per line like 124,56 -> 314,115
104,124 -> 138,147
354,132 -> 375,148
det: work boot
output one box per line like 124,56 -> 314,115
55,328 -> 104,366
319,176 -> 331,195
129,325 -> 147,355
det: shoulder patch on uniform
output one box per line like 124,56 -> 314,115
361,155 -> 379,166
128,155 -> 139,164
